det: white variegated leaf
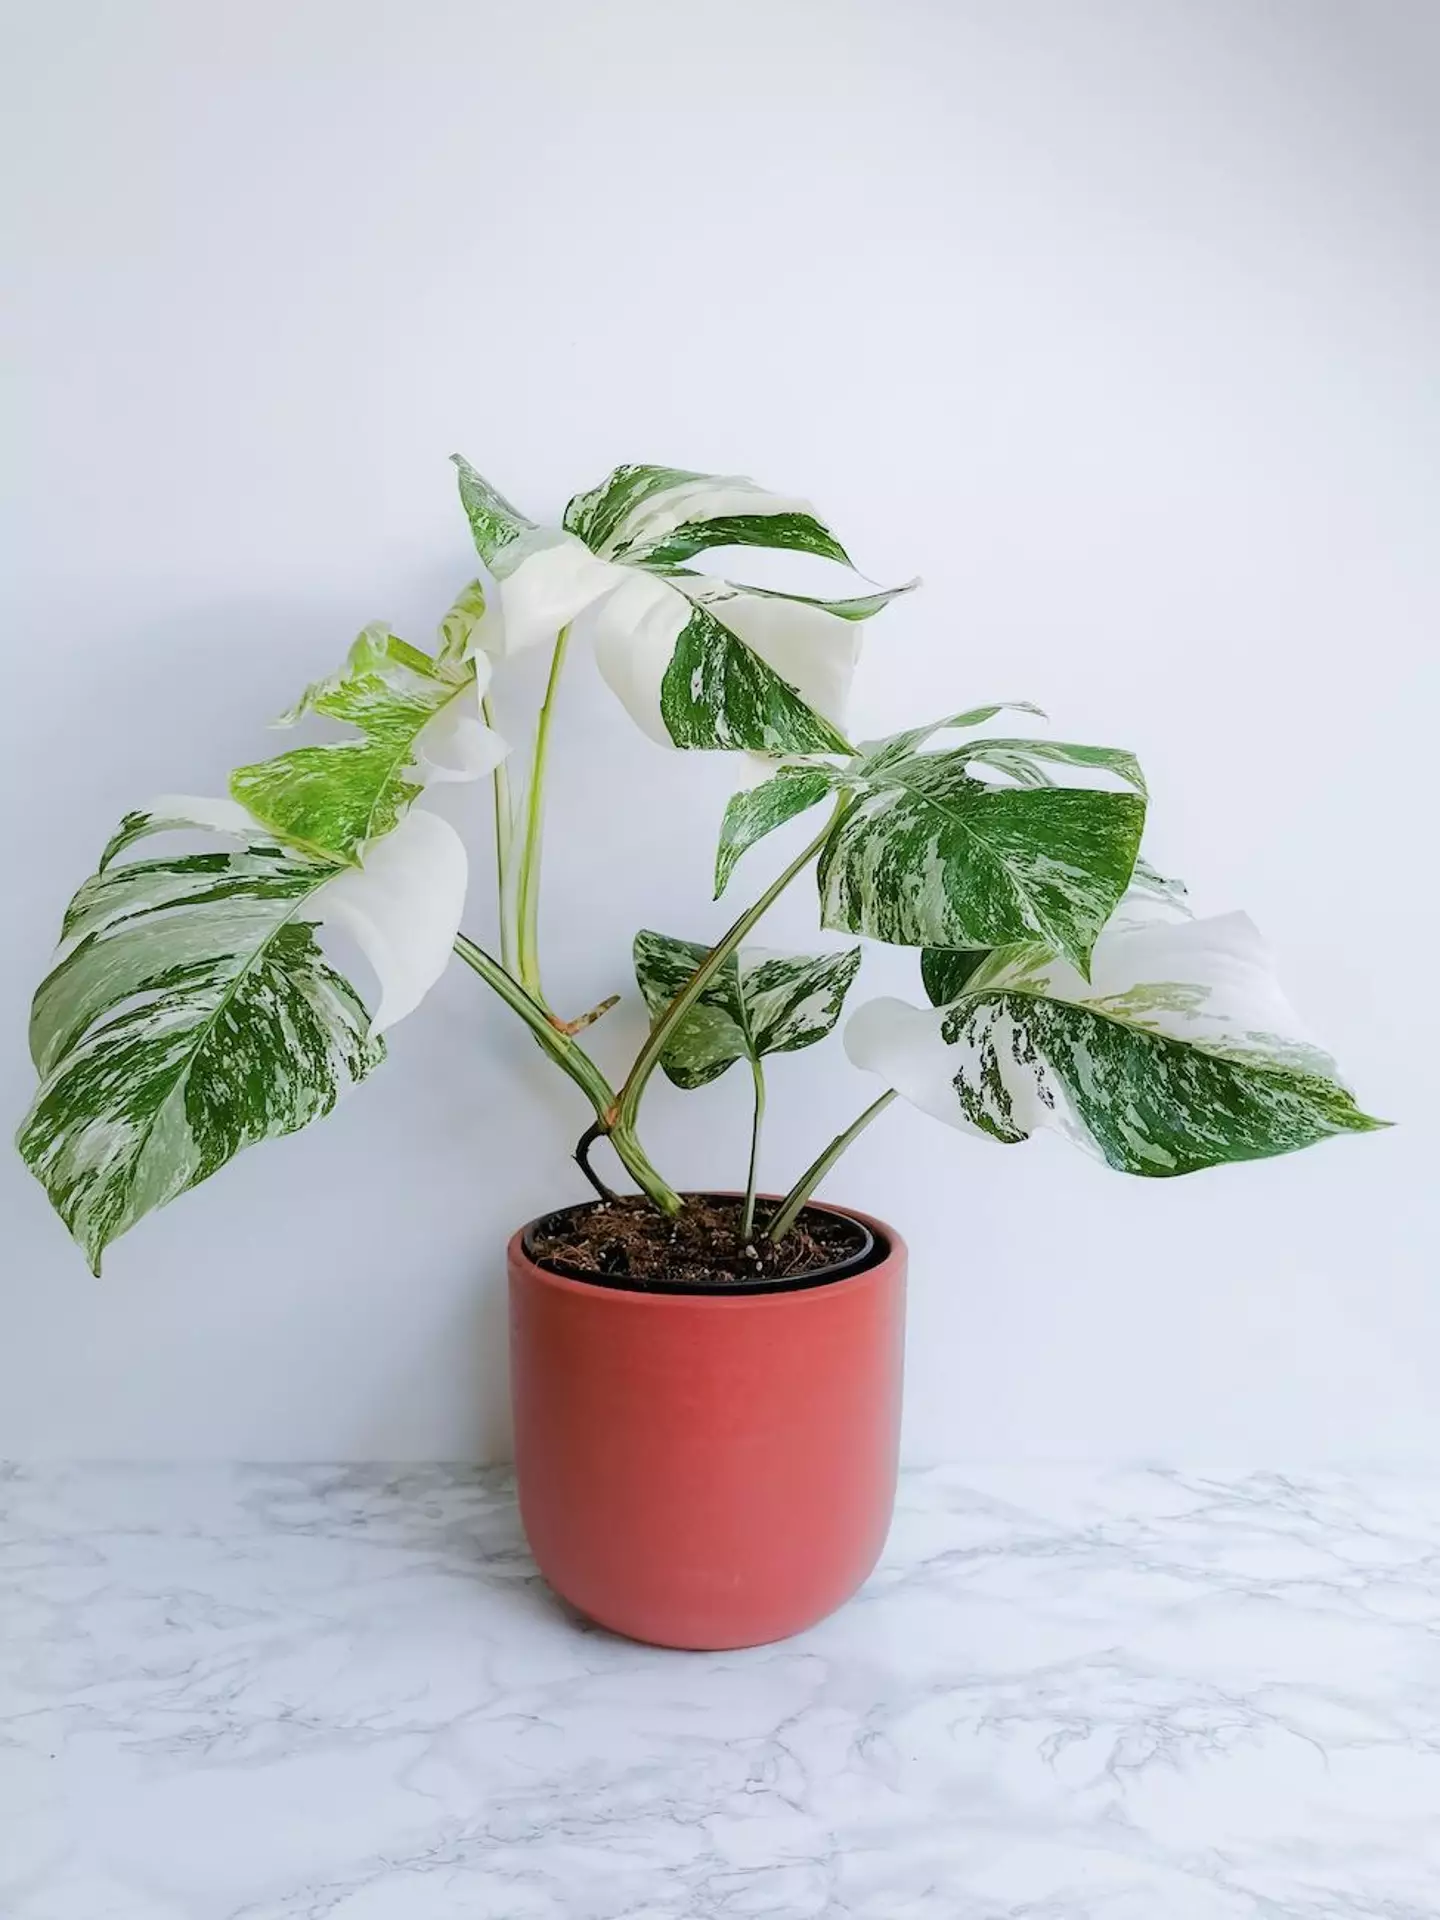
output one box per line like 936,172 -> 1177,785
1109,855 -> 1193,930
633,930 -> 861,1091
461,533 -> 860,755
956,737 -> 1147,795
667,577 -> 862,739
589,571 -> 857,755
714,761 -> 843,897
470,528 -> 625,660
562,464 -> 852,568
819,749 -> 1145,971
703,575 -> 920,622
854,704 -> 1048,775
229,623 -> 504,864
454,457 -> 909,754
918,947 -> 994,1006
848,709 -> 1142,797
99,794 -> 265,868
19,803 -> 466,1272
845,912 -> 1385,1176
436,579 -> 489,669
452,457 -> 538,571
915,854 -> 1188,1003
321,809 -> 468,1034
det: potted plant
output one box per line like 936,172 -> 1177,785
19,457 -> 1385,1649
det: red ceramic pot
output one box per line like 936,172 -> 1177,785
508,1200 -> 906,1650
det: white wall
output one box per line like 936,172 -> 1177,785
3,0 -> 1436,1462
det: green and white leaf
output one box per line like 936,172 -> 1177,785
954,737 -> 1147,796
229,622 -> 504,864
454,456 -> 912,755
452,457 -> 539,572
19,804 -> 467,1272
854,703 -> 1048,776
467,526 -> 626,659
1111,855 -> 1192,929
436,579 -> 490,670
916,858 -> 1184,1012
699,575 -> 919,622
714,761 -> 842,897
845,912 -> 1386,1176
562,464 -> 853,569
919,947 -> 994,1005
99,795 -> 269,869
818,747 -> 1145,971
633,930 -> 862,1091
592,570 -> 856,754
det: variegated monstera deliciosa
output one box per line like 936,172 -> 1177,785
20,458 -> 1385,1271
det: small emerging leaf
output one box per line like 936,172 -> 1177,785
633,930 -> 861,1090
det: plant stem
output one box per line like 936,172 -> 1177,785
615,804 -> 845,1138
451,933 -> 682,1213
740,1056 -> 766,1244
481,692 -> 516,975
574,1121 -> 618,1203
514,624 -> 572,1002
764,1090 -> 897,1245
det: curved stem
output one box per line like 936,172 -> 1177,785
574,1121 -> 618,1203
740,1056 -> 766,1244
764,1089 -> 897,1245
515,624 -> 572,1002
482,692 -> 516,974
615,802 -> 846,1138
451,933 -> 682,1213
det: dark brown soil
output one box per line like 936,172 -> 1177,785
525,1194 -> 875,1293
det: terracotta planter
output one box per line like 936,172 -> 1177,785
508,1200 -> 906,1650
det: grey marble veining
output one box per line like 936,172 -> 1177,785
3,1465 -> 1439,1918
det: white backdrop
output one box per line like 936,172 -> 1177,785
3,0 -> 1435,1461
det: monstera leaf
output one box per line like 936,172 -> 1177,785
19,800 -> 469,1271
231,609 -> 504,863
819,711 -> 1145,969
1108,854 -> 1193,929
709,707 -> 1145,972
916,855 -> 1189,1008
19,594 -> 505,1272
632,930 -> 861,1090
453,457 -> 916,755
845,912 -> 1385,1176
918,947 -> 994,1006
713,762 -> 842,897
713,704 -> 1140,885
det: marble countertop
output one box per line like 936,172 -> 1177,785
3,1465 -> 1439,1919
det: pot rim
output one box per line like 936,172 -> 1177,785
516,1194 -> 893,1299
